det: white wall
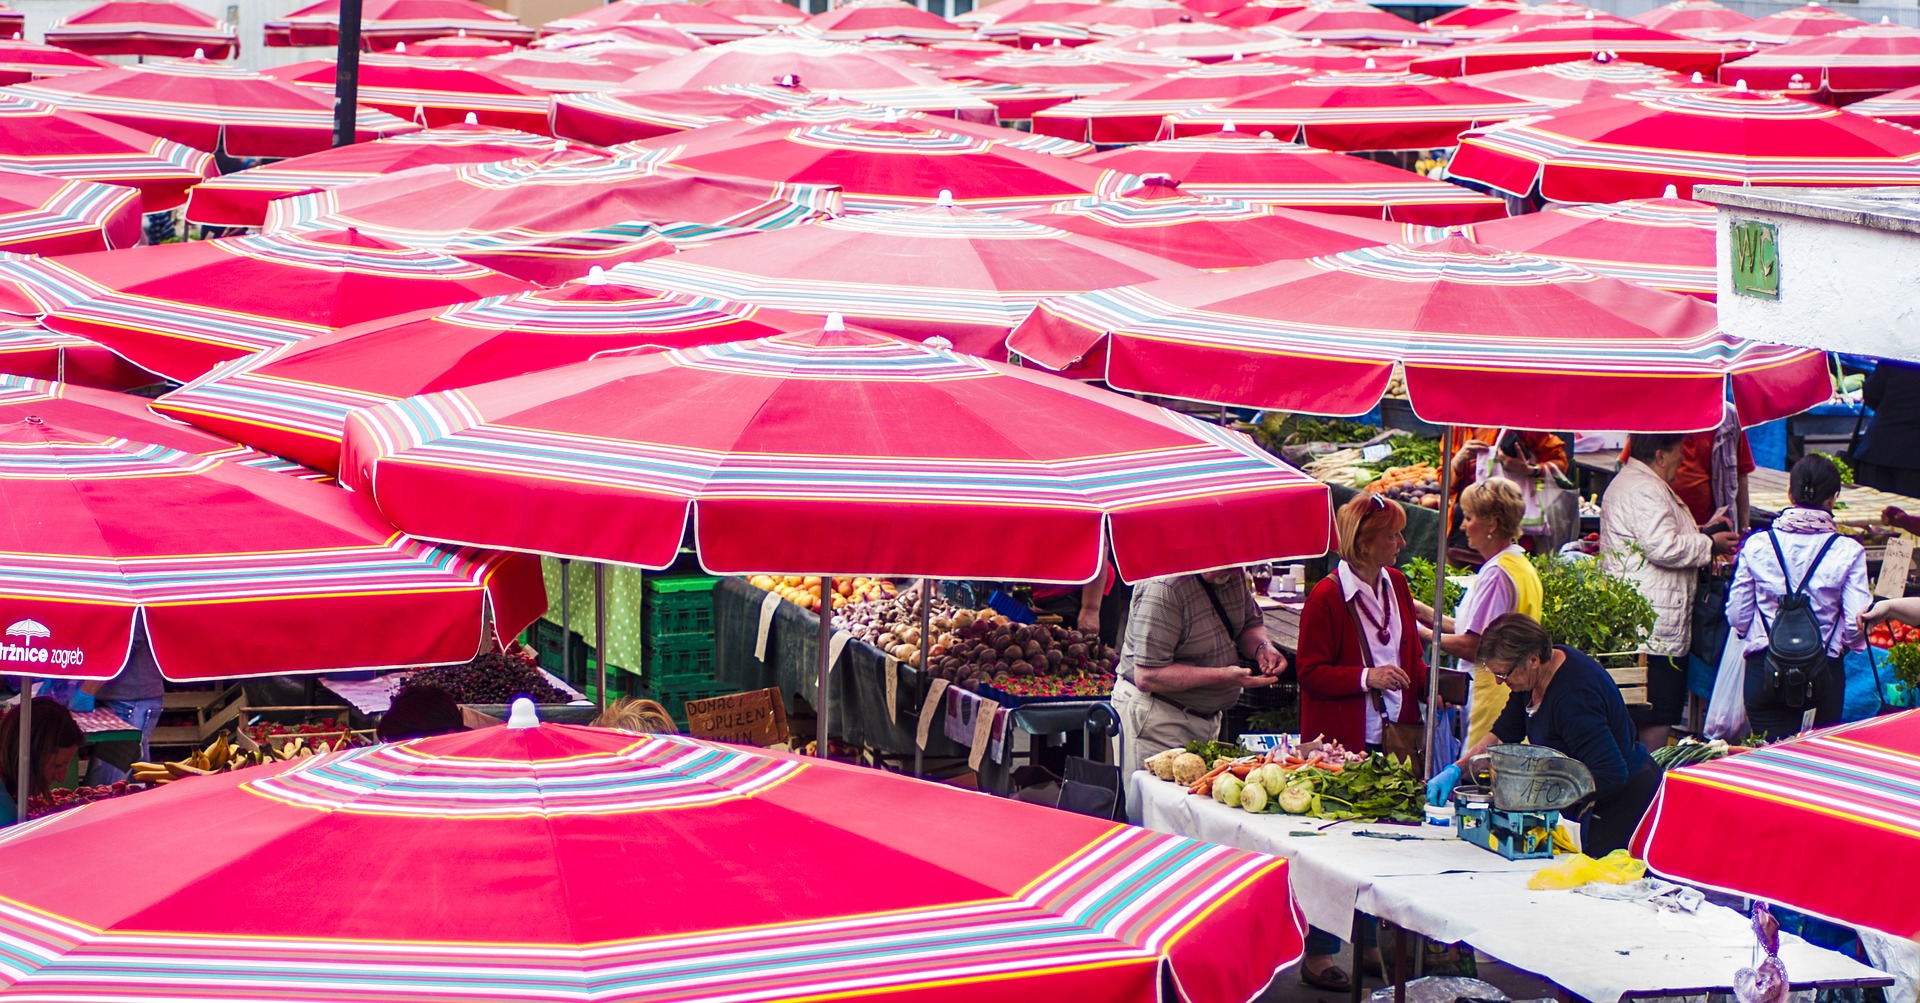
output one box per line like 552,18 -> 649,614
13,0 -> 380,70
1713,205 -> 1920,363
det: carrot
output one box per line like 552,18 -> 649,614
1189,761 -> 1231,795
1230,763 -> 1256,779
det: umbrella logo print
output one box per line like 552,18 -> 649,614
6,619 -> 50,643
1,618 -> 83,668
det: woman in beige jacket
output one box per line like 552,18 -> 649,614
1599,433 -> 1741,751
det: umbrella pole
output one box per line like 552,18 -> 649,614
55,347 -> 65,385
913,578 -> 935,777
816,576 -> 834,757
559,558 -> 571,683
594,563 -> 607,711
16,674 -> 30,817
1424,425 -> 1455,782
330,0 -> 364,148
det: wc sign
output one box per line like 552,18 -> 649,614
2,618 -> 86,669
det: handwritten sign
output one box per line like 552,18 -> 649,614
1876,531 -> 1914,600
684,688 -> 788,748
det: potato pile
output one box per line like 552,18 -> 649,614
834,594 -> 1119,692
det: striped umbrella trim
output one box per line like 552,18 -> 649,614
0,324 -> 88,353
1661,715 -> 1920,836
0,181 -> 137,245
1852,95 -> 1920,115
613,261 -> 1076,325
333,86 -> 552,114
1458,121 -> 1920,178
7,78 -> 411,131
1039,194 -> 1278,225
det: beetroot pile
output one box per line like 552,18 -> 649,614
26,780 -> 145,818
406,651 -> 568,705
835,595 -> 1117,697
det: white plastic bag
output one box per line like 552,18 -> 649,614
1704,632 -> 1749,741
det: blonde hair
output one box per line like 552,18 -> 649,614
1460,478 -> 1524,542
592,697 -> 676,734
1335,492 -> 1408,562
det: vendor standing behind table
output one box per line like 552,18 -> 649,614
1600,433 -> 1742,753
1427,614 -> 1660,856
78,625 -> 167,785
1855,359 -> 1920,498
1415,479 -> 1541,748
1299,493 -> 1429,754
0,697 -> 84,826
1113,569 -> 1287,795
1726,454 -> 1870,741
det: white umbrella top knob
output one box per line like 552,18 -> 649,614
464,111 -> 478,124
936,189 -> 955,206
1663,184 -> 1678,198
507,698 -> 540,730
824,312 -> 847,331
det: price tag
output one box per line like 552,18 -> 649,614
884,656 -> 899,723
916,678 -> 949,750
1801,708 -> 1817,734
969,698 -> 1001,772
1361,443 -> 1393,463
1875,531 -> 1914,600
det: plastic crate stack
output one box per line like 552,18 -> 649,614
642,573 -> 729,725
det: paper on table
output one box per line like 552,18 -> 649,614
753,591 -> 782,662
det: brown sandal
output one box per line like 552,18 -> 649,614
1300,965 -> 1354,993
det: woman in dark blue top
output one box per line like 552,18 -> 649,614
1427,613 -> 1661,855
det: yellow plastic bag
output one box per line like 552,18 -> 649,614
1527,849 -> 1648,890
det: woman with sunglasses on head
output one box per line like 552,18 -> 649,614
1426,614 -> 1659,856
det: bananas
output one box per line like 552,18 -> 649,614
131,733 -> 270,786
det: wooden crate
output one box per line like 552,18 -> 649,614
149,685 -> 247,747
1607,655 -> 1649,708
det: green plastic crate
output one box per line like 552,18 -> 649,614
643,632 -> 717,690
643,575 -> 719,636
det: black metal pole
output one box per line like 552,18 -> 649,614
330,0 -> 364,148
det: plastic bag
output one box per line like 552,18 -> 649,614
1705,632 -> 1749,741
1368,977 -> 1508,1003
1527,849 -> 1648,890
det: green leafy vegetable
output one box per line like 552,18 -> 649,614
1406,555 -> 1654,667
1185,740 -> 1252,763
1889,643 -> 1920,689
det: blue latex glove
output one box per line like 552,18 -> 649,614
67,688 -> 94,714
1427,763 -> 1462,806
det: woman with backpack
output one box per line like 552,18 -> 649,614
1725,454 -> 1872,741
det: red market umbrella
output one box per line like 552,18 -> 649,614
536,19 -> 708,52
1081,22 -> 1308,61
403,30 -> 520,56
1448,82 -> 1920,201
699,0 -> 806,27
1259,0 -> 1445,46
1473,0 -> 1602,34
797,0 -> 974,44
628,113 -> 1130,213
624,95 -> 1096,155
1235,39 -> 1420,71
270,53 -> 555,133
21,228 -> 532,382
609,199 -> 1197,357
1459,56 -> 1681,105
154,275 -> 817,473
1422,0 -> 1525,33
182,119 -> 557,227
958,0 -> 1098,29
43,0 -> 238,58
544,0 -> 762,41
0,93 -> 213,211
1406,13 -> 1738,75
266,0 -> 536,48
1166,69 -> 1552,151
0,39 -> 111,86
1214,0 -> 1312,29
1459,188 -> 1716,297
945,47 -> 1178,117
0,168 -> 140,256
1634,712 -> 1920,940
1079,128 -> 1507,222
1716,22 -> 1920,101
0,318 -> 159,391
0,3 -> 21,35
1053,0 -> 1210,42
468,49 -> 638,92
973,0 -> 1106,44
0,417 -> 543,681
1707,2 -> 1867,46
0,373 -> 330,474
550,84 -> 809,145
1008,234 -> 1831,429
0,716 -> 1307,1003
1013,177 -> 1420,269
265,154 -> 841,284
623,34 -> 998,119
340,323 -> 1330,580
1630,0 -> 1754,40
1032,59 -> 1311,142
1850,83 -> 1920,126
6,58 -> 418,158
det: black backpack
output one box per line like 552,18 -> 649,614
1757,530 -> 1842,710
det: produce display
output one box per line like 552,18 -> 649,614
404,650 -> 569,704
747,574 -> 898,612
1246,413 -> 1381,456
1884,642 -> 1920,689
1145,739 -> 1425,823
1367,463 -> 1441,509
244,716 -> 369,754
1301,434 -> 1442,505
1408,554 -> 1655,665
26,780 -> 149,818
834,594 -> 1117,697
1650,738 -> 1730,770
1870,622 -> 1920,649
130,732 -> 287,787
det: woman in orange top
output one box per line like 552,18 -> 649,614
1444,427 -> 1568,542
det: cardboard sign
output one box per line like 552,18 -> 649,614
684,688 -> 788,748
1876,531 -> 1914,600
916,678 -> 949,750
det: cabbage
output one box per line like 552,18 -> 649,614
1239,781 -> 1269,813
1213,775 -> 1245,806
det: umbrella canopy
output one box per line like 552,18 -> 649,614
1031,60 -> 1312,142
974,0 -> 1109,43
621,34 -> 998,119
403,30 -> 520,56
1214,0 -> 1313,29
1013,178 -> 1420,269
341,324 -> 1330,579
266,0 -> 536,48
1422,0 -> 1525,33
154,275 -> 817,473
946,48 -> 1179,118
266,154 -> 841,284
551,84 -> 809,145
1473,0 -> 1603,34
1259,0 -> 1445,46
957,0 -> 1099,28
609,199 -> 1197,357
20,228 -> 531,382
1850,82 -> 1920,126
272,53 -> 554,132
1447,82 -> 1920,201
1235,39 -> 1421,71
43,0 -> 238,58
467,49 -> 637,92
5,58 -> 418,158
0,168 -> 141,256
536,19 -> 708,53
1459,56 -> 1681,106
631,95 -> 1097,155
1406,14 -> 1737,75
0,93 -> 213,212
0,374 -> 321,474
1707,2 -> 1867,46
1166,69 -> 1552,151
797,0 -> 974,44
699,0 -> 806,27
0,39 -> 111,87
1717,22 -> 1920,100
1634,712 -> 1920,940
1008,234 -> 1831,429
0,4 -> 22,35
0,716 -> 1306,1002
628,113 -> 1130,212
1459,189 -> 1716,297
1079,128 -> 1507,222
0,320 -> 159,392
182,120 -> 557,227
545,0 -> 762,41
0,417 -> 543,681
1630,0 -> 1754,40
1081,22 -> 1308,61
1051,0 -> 1210,42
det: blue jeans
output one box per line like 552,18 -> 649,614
87,697 -> 163,785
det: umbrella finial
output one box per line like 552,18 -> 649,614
923,335 -> 953,350
508,698 -> 540,729
1258,130 -> 1275,138
824,312 -> 847,331
1882,14 -> 1891,23
1364,56 -> 1375,68
585,265 -> 608,285
458,27 -> 468,34
1231,50 -> 1242,60
395,40 -> 406,51
1691,71 -> 1703,82
553,139 -> 568,152
1223,120 -> 1236,131
464,112 -> 478,124
937,189 -> 954,206
1734,78 -> 1747,90
194,46 -> 206,58
1584,8 -> 1594,16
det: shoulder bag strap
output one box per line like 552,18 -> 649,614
1199,577 -> 1242,641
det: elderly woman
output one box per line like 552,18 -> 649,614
1429,614 -> 1661,856
1727,454 -> 1871,741
1418,478 -> 1542,747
